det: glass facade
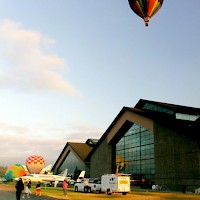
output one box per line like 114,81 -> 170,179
59,152 -> 84,176
116,123 -> 155,183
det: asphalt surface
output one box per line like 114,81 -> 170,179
0,190 -> 57,200
0,184 -> 58,200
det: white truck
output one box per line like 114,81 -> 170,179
74,178 -> 101,193
101,174 -> 131,195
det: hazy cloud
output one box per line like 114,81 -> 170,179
63,121 -> 103,142
0,122 -> 29,134
0,121 -> 102,167
0,134 -> 65,167
0,20 -> 80,95
47,122 -> 103,142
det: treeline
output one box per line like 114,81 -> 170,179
0,166 -> 7,177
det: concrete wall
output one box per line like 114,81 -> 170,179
154,122 -> 200,191
90,138 -> 113,178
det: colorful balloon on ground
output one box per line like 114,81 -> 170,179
128,0 -> 164,26
26,155 -> 45,174
4,164 -> 26,180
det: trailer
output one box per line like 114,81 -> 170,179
101,174 -> 131,195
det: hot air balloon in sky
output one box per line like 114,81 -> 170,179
26,155 -> 45,174
128,0 -> 164,26
5,164 -> 26,180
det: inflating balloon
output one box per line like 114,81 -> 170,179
5,164 -> 26,180
26,155 -> 45,174
128,0 -> 164,26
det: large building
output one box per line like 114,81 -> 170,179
54,99 -> 200,192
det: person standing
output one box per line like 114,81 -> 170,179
62,179 -> 68,197
22,180 -> 32,198
27,180 -> 32,197
15,178 -> 24,200
36,181 -> 41,196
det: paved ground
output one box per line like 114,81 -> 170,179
0,191 -> 57,200
0,184 -> 56,200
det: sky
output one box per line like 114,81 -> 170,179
0,0 -> 200,167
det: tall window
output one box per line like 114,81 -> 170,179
116,123 -> 155,178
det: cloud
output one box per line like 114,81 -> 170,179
62,121 -> 103,142
0,122 -> 29,134
0,20 -> 80,95
0,121 -> 103,167
46,122 -> 103,143
0,129 -> 66,167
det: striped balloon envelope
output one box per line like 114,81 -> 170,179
128,0 -> 164,26
26,155 -> 45,174
5,164 -> 26,180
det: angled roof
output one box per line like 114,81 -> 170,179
52,99 -> 200,170
85,106 -> 135,161
85,99 -> 200,161
52,141 -> 95,172
135,99 -> 200,115
68,142 -> 93,161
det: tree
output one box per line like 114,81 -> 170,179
74,167 -> 81,181
0,166 -> 7,177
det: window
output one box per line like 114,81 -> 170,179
176,113 -> 199,121
143,103 -> 174,115
116,123 -> 155,177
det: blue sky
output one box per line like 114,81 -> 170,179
0,1 -> 200,167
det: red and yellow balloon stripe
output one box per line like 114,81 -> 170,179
148,0 -> 162,17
